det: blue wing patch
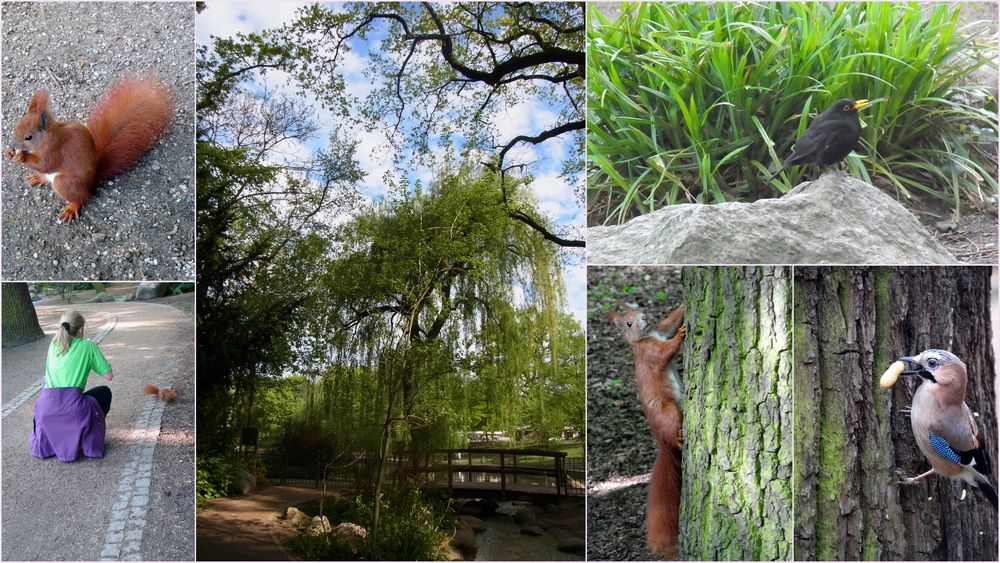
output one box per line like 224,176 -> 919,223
929,432 -> 962,464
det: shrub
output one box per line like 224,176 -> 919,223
289,487 -> 452,560
196,455 -> 238,510
588,2 -> 998,223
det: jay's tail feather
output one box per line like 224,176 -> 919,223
975,478 -> 998,509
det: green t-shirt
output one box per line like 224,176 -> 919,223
45,337 -> 112,389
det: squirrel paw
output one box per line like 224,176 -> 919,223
675,429 -> 684,450
3,146 -> 16,160
58,203 -> 81,223
675,323 -> 687,340
27,171 -> 47,187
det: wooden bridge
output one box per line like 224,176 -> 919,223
422,448 -> 584,501
258,447 -> 584,501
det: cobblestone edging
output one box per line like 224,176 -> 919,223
99,395 -> 167,560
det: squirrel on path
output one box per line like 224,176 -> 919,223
143,384 -> 178,403
610,302 -> 686,560
4,76 -> 173,223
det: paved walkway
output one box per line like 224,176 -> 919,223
2,299 -> 195,561
197,485 -> 336,561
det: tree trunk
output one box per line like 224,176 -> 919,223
679,266 -> 793,560
2,283 -> 45,347
794,266 -> 997,561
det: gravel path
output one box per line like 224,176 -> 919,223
1,1 -> 196,281
587,266 -> 684,561
1,297 -> 195,561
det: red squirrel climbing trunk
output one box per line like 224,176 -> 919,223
610,302 -> 686,559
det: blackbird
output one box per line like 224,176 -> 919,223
768,98 -> 869,180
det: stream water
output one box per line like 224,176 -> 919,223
473,502 -> 584,561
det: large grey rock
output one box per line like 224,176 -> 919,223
520,524 -> 545,536
458,515 -> 486,533
282,506 -> 311,528
233,469 -> 255,495
306,515 -> 332,535
331,522 -> 367,554
450,528 -> 478,560
588,173 -> 958,264
134,282 -> 171,300
512,506 -> 543,525
556,536 -> 586,554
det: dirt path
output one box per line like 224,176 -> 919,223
1,297 -> 195,561
197,486 -> 331,561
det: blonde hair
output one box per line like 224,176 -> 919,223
55,310 -> 85,355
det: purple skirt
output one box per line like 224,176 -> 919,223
29,386 -> 106,462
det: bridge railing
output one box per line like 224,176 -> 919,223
254,448 -> 584,497
424,448 -> 584,498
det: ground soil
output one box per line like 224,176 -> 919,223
1,2 -> 196,281
586,267 -> 683,561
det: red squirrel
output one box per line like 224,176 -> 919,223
610,302 -> 685,560
4,76 -> 173,223
143,384 -> 178,403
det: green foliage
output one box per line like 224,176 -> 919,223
196,455 -> 238,510
289,488 -> 451,561
195,86 -> 362,451
170,283 -> 195,295
252,375 -> 307,447
589,2 -> 998,222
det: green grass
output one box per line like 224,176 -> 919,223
545,440 -> 585,458
588,2 -> 998,224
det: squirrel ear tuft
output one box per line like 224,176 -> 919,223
28,89 -> 50,113
27,90 -> 52,131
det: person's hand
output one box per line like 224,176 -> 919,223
104,370 -> 114,382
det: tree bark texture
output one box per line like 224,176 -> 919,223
679,266 -> 793,560
2,282 -> 44,348
794,266 -> 997,561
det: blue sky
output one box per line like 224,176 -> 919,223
198,1 -> 586,325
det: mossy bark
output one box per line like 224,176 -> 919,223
2,283 -> 44,348
794,266 -> 997,561
678,267 -> 793,560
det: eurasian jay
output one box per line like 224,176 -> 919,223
897,349 -> 998,509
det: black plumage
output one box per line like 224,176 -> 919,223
768,98 -> 869,180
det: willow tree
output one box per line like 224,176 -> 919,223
679,267 -> 793,560
315,163 -> 566,535
794,267 -> 997,561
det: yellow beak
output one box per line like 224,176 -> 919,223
853,99 -> 870,110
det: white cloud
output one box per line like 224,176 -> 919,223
197,1 -> 307,45
353,126 -> 396,198
564,264 -> 586,326
491,99 -> 560,148
527,172 -> 583,226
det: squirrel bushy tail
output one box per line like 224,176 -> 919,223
647,443 -> 681,559
87,77 -> 173,183
143,384 -> 177,402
